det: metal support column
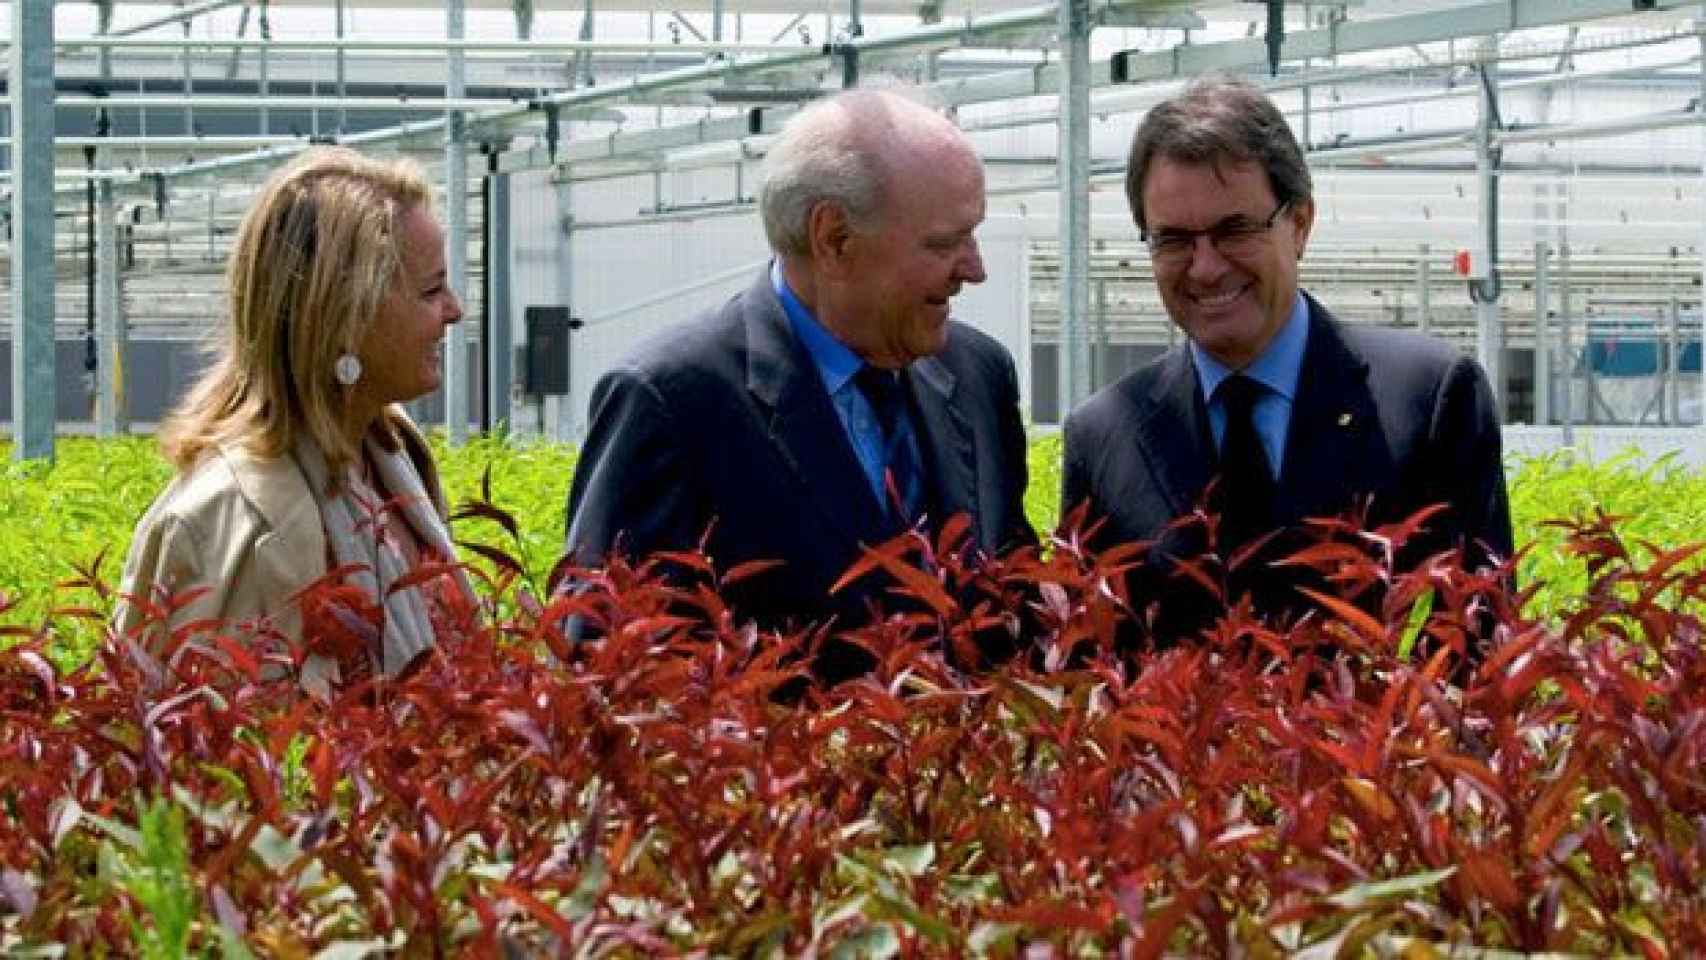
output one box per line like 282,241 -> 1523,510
10,2 -> 56,461
335,0 -> 347,133
1056,0 -> 1092,421
1559,238 -> 1575,442
1470,42 -> 1504,417
1093,278 -> 1108,391
553,169 -> 575,442
513,0 -> 535,40
1534,242 -> 1550,425
181,13 -> 195,138
444,0 -> 470,444
96,154 -> 124,436
1417,244 -> 1431,335
1699,6 -> 1706,427
1554,178 -> 1575,438
1667,296 -> 1682,424
95,0 -> 126,436
484,162 -> 513,432
206,185 -> 218,260
258,0 -> 271,135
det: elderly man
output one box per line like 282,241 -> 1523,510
1063,75 -> 1512,645
565,88 -> 1035,684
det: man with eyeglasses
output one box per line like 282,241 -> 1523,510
1061,75 -> 1512,648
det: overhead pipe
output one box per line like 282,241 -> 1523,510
45,37 -> 791,55
52,94 -> 537,111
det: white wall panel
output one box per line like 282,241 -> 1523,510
955,215 -> 1032,419
510,168 -> 568,319
563,213 -> 770,442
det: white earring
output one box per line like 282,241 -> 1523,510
333,353 -> 363,386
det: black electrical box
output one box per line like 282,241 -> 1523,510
524,306 -> 578,396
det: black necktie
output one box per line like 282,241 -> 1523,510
854,365 -> 923,521
1215,374 -> 1275,552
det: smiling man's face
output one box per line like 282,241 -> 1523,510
830,137 -> 988,369
1141,156 -> 1314,370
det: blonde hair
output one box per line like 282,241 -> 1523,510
160,146 -> 434,480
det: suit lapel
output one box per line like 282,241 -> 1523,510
1278,296 -> 1380,523
1134,347 -> 1214,519
743,275 -> 893,549
909,356 -> 982,542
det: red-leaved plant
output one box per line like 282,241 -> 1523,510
1,496 -> 1703,956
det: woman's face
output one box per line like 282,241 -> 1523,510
358,204 -> 462,406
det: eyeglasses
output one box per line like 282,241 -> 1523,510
1141,200 -> 1290,265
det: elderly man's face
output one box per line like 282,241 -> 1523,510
838,139 -> 988,368
1141,157 -> 1313,370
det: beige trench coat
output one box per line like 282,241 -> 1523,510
113,408 -> 454,651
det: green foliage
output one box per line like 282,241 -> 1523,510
1511,449 -> 1706,616
9,435 -> 1706,658
1024,431 -> 1062,538
0,434 -> 576,662
0,436 -> 172,663
421,432 -> 578,599
99,797 -> 199,960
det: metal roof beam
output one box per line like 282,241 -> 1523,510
1112,0 -> 1696,86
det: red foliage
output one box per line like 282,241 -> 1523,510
1,502 -> 1704,955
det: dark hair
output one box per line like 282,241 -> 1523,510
1123,74 -> 1312,231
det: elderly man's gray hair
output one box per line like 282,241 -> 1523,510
758,88 -> 954,258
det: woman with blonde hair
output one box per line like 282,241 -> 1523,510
116,146 -> 474,682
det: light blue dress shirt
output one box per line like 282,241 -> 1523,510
772,262 -> 924,512
1189,292 -> 1310,478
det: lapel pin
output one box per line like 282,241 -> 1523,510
1337,412 -> 1354,427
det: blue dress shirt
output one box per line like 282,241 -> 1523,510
1189,292 -> 1309,478
772,262 -> 924,512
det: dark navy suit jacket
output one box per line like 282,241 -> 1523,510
1062,292 -> 1513,646
566,269 -> 1036,683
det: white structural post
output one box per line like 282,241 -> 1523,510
1055,0 -> 1092,421
1558,181 -> 1575,443
95,152 -> 124,436
1534,242 -> 1551,425
335,0 -> 347,133
11,2 -> 56,461
1472,39 -> 1504,416
1668,295 -> 1682,424
486,167 -> 512,432
444,0 -> 470,444
1699,6 -> 1706,427
553,169 -> 574,442
1417,244 -> 1431,335
96,5 -> 126,436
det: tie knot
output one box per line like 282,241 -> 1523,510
854,365 -> 907,436
1217,373 -> 1266,415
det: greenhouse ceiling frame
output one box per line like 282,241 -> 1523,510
5,0 -> 1703,458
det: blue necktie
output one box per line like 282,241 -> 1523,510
854,365 -> 924,522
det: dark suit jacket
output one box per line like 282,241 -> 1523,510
566,269 -> 1036,683
1062,293 -> 1512,645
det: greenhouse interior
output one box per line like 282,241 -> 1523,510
0,0 -> 1702,464
10,3 -> 1706,956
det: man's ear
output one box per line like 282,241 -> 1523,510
1288,196 -> 1317,259
806,201 -> 855,266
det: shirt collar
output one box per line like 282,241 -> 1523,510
772,260 -> 862,393
1190,291 -> 1310,403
